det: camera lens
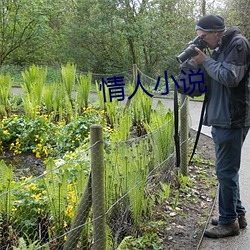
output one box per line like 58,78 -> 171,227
176,44 -> 198,63
176,37 -> 208,63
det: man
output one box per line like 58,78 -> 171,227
192,15 -> 250,238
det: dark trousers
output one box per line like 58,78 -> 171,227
211,126 -> 249,225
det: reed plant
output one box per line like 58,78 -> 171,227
111,109 -> 132,141
52,82 -> 73,122
0,73 -> 12,117
21,65 -> 47,118
61,63 -> 76,103
127,141 -> 150,224
145,100 -> 174,164
0,161 -> 14,222
96,81 -> 106,110
43,159 -> 69,246
96,80 -> 125,128
43,157 -> 89,227
76,72 -> 92,112
105,137 -> 153,227
43,159 -> 67,222
105,99 -> 123,128
128,84 -> 152,134
43,84 -> 56,114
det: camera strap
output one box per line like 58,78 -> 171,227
189,93 -> 208,164
174,84 -> 181,168
174,83 -> 208,167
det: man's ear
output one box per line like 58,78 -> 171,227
216,31 -> 224,39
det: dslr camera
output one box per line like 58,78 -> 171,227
176,36 -> 208,63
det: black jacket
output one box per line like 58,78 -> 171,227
203,26 -> 250,128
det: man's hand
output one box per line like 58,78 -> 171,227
192,47 -> 207,64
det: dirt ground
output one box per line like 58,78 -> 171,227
159,130 -> 217,250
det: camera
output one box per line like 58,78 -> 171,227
176,36 -> 208,63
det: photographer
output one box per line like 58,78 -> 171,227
192,15 -> 250,238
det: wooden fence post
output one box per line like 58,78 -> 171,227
132,63 -> 138,86
91,124 -> 106,250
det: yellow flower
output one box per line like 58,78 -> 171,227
100,110 -> 106,115
3,130 -> 10,135
26,183 -> 37,191
36,152 -> 41,158
43,147 -> 49,157
14,149 -> 22,155
65,205 -> 74,218
32,193 -> 42,201
71,195 -> 76,204
12,207 -> 17,212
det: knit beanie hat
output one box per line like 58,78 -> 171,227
195,15 -> 225,32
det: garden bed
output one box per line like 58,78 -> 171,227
0,130 -> 217,250
0,64 -> 217,249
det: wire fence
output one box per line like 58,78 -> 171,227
0,65 -> 191,249
0,123 -> 179,249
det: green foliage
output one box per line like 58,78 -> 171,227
117,233 -> 163,250
65,0 -> 191,74
0,65 -> 25,85
158,182 -> 171,203
0,151 -> 91,248
178,173 -> 192,189
96,81 -> 106,110
129,84 -> 153,131
12,177 -> 48,240
110,109 -> 132,141
220,0 -> 250,40
105,138 -> 152,225
0,73 -> 12,117
0,62 -> 180,248
61,63 -> 76,101
0,0 -> 52,65
21,65 -> 47,118
0,161 -> 14,222
0,0 -> 227,74
13,235 -> 46,250
76,72 -> 92,110
43,159 -> 68,230
43,85 -> 56,113
105,99 -> 123,128
0,109 -> 101,157
172,190 -> 180,210
145,100 -> 174,163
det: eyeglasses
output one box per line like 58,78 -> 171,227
199,32 -> 214,40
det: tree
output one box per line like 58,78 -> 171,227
65,0 -> 198,76
220,0 -> 250,39
0,0 -> 49,65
